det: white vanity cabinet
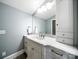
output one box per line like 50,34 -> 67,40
45,46 -> 75,59
24,37 -> 42,59
56,0 -> 78,45
24,36 -> 77,59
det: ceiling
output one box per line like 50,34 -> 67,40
0,0 -> 56,20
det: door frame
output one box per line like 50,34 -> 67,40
51,19 -> 56,35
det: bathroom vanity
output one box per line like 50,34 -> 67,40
24,35 -> 78,59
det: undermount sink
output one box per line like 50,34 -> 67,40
29,34 -> 45,40
35,36 -> 44,40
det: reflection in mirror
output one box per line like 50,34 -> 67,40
45,15 -> 56,36
32,15 -> 46,34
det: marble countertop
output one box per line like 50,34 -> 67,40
24,35 -> 78,56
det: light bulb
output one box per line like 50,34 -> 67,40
41,6 -> 47,12
37,6 -> 47,13
37,8 -> 43,13
46,2 -> 52,9
37,0 -> 56,14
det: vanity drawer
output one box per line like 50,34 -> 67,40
56,32 -> 73,39
56,37 -> 73,45
46,46 -> 65,59
49,47 -> 64,55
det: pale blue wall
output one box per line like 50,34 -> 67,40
0,2 -> 46,59
33,17 -> 46,33
45,19 -> 51,34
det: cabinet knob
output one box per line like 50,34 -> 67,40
63,34 -> 64,36
32,48 -> 34,50
56,24 -> 58,26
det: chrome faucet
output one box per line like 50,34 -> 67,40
39,32 -> 45,39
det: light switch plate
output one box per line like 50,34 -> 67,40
0,30 -> 6,34
2,51 -> 6,56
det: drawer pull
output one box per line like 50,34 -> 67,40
51,49 -> 63,56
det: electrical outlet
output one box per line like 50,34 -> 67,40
2,51 -> 6,56
0,30 -> 6,34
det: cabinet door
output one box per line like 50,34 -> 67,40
33,43 -> 42,59
27,43 -> 34,59
56,0 -> 73,32
68,54 -> 75,59
26,40 -> 42,59
62,53 -> 75,59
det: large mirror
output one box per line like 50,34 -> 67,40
26,0 -> 56,36
30,15 -> 56,37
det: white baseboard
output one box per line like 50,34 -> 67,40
3,49 -> 24,59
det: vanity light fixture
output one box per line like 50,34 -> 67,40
37,5 -> 47,13
46,2 -> 53,9
41,5 -> 47,12
37,0 -> 56,13
37,8 -> 43,13
46,2 -> 52,9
